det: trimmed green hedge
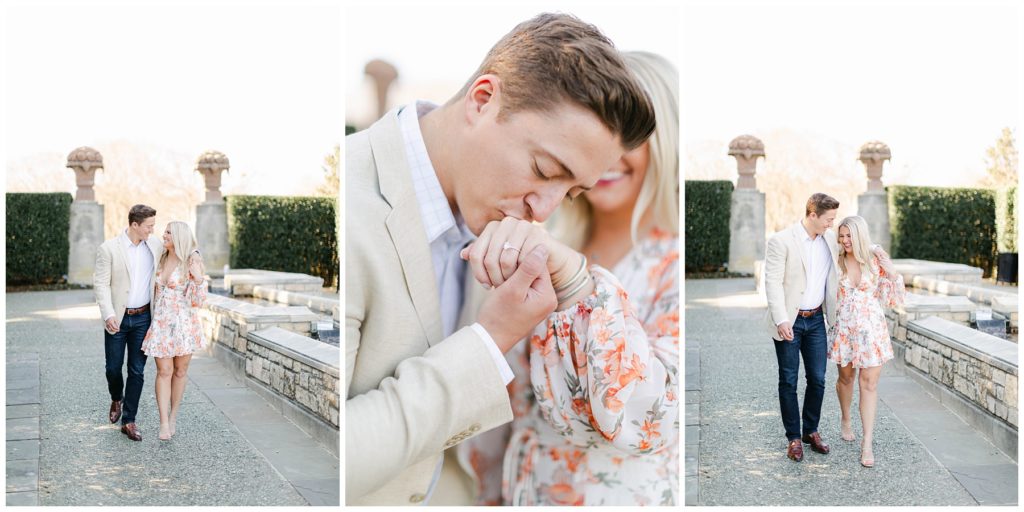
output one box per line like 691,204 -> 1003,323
227,195 -> 338,286
6,192 -> 73,285
888,185 -> 997,276
684,180 -> 733,272
996,186 -> 1017,253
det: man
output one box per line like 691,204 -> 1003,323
94,204 -> 164,441
764,193 -> 840,462
345,13 -> 655,505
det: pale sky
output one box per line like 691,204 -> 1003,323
682,1 -> 1021,187
3,0 -> 343,196
345,0 -> 680,128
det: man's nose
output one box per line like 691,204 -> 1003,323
525,192 -> 561,223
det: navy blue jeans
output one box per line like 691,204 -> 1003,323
773,310 -> 827,441
104,309 -> 150,425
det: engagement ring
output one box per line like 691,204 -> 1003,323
501,242 -> 520,254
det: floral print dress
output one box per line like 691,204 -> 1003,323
827,255 -> 905,369
459,230 -> 680,506
142,260 -> 208,358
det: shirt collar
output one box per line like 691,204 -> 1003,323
121,229 -> 145,248
399,100 -> 468,245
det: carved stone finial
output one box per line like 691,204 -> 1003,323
859,141 -> 891,192
195,150 -> 230,202
364,59 -> 399,120
728,135 -> 765,189
66,146 -> 104,201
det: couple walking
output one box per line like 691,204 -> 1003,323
93,204 -> 208,442
765,193 -> 906,467
346,13 -> 679,506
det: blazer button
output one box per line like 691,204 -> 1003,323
409,493 -> 426,503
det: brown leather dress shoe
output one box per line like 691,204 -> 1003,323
787,439 -> 804,461
802,432 -> 830,454
109,400 -> 122,424
121,423 -> 142,441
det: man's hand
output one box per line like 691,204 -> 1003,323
477,245 -> 558,352
776,321 -> 794,341
105,317 -> 120,334
462,218 -> 575,289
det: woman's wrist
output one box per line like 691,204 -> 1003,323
551,250 -> 583,290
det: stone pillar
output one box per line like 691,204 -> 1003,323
66,147 -> 106,286
728,135 -> 766,274
858,141 -> 892,252
365,59 -> 398,120
195,150 -> 230,276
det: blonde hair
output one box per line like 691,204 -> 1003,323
548,51 -> 679,250
159,221 -> 200,280
837,216 -> 875,283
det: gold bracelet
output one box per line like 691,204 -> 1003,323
556,272 -> 591,305
554,254 -> 587,294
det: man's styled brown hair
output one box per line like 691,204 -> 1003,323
805,193 -> 840,217
127,204 -> 157,226
454,12 -> 656,150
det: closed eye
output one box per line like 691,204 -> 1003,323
533,158 -> 550,180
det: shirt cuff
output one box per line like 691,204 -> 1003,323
470,323 -> 515,385
104,314 -> 114,322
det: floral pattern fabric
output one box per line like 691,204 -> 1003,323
142,262 -> 207,358
460,231 -> 680,506
827,255 -> 905,369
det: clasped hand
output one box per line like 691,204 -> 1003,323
460,217 -> 579,290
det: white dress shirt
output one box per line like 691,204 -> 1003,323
399,100 -> 516,505
798,223 -> 832,311
123,230 -> 154,309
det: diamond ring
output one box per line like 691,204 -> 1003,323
501,242 -> 520,254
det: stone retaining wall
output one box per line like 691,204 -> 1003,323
199,294 -> 318,354
884,293 -> 976,342
247,327 -> 339,428
902,316 -> 1017,428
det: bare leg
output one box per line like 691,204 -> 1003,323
154,357 -> 173,440
836,364 -> 856,441
169,354 -> 193,437
858,365 -> 883,466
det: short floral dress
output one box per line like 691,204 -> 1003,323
459,230 -> 680,506
827,255 -> 905,368
142,259 -> 208,358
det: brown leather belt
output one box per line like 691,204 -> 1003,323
125,304 -> 150,316
797,305 -> 822,318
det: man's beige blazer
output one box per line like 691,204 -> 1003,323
93,234 -> 164,322
345,109 -> 513,505
763,221 -> 838,339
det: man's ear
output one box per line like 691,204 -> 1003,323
464,74 -> 501,125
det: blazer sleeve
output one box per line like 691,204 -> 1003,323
764,235 -> 789,326
93,243 -> 115,322
345,324 -> 513,499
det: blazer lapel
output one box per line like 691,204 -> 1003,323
371,111 -> 444,347
114,234 -> 131,281
791,222 -> 809,277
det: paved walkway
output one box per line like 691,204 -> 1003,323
5,290 -> 338,506
685,278 -> 1017,506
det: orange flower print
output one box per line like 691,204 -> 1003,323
640,418 -> 661,439
547,483 -> 584,506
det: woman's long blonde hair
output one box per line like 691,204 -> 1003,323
547,50 -> 679,250
837,216 -> 875,283
159,221 -> 200,280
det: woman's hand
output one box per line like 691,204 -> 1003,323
188,253 -> 205,282
873,245 -> 896,275
461,217 -> 577,289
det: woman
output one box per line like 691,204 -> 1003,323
827,215 -> 904,468
459,51 -> 679,505
141,221 -> 208,441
